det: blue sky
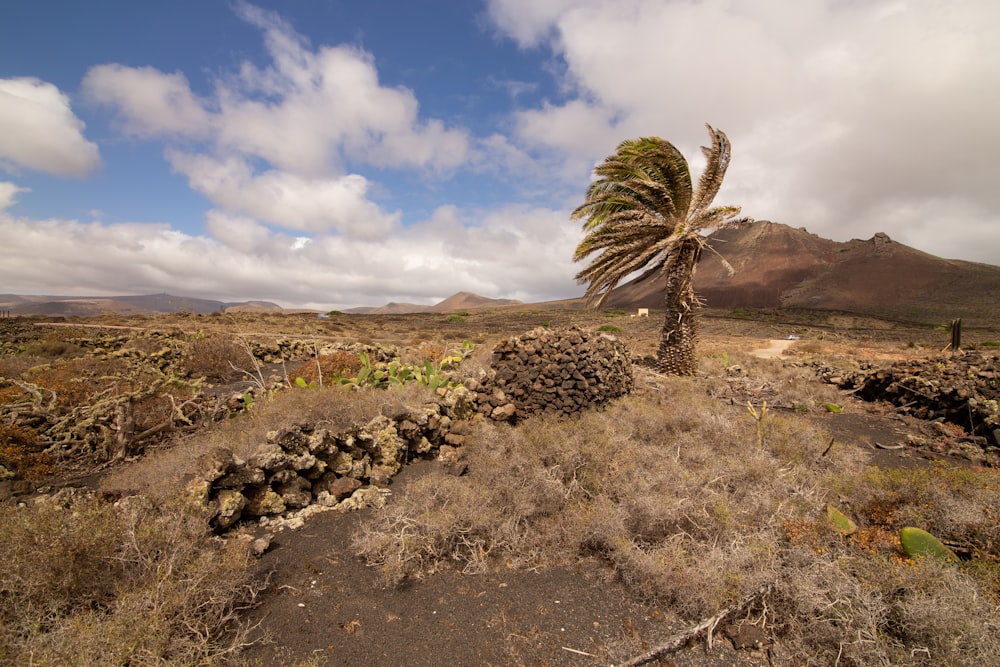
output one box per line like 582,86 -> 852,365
1,0 -> 998,309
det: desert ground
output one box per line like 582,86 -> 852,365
1,306 -> 999,666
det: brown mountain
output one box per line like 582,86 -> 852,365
0,293 -> 282,317
429,291 -> 522,312
603,221 -> 1000,325
347,292 -> 522,315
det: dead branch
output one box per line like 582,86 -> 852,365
229,336 -> 267,390
614,585 -> 772,667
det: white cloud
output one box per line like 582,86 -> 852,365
0,78 -> 101,177
81,65 -> 213,139
0,202 -> 582,308
0,181 -> 28,210
489,0 -> 1000,265
84,5 -> 470,177
486,0 -> 596,48
167,151 -> 400,238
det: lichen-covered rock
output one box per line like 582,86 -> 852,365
195,447 -> 237,482
335,486 -> 389,512
328,450 -> 354,475
216,466 -> 265,490
213,489 -> 247,529
276,474 -> 313,509
439,384 -> 477,420
248,442 -> 289,471
287,452 -> 318,471
185,479 -> 212,506
307,429 -> 337,455
267,425 -> 311,452
371,418 -> 404,475
246,486 -> 286,516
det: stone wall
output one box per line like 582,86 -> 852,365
471,326 -> 633,422
190,326 -> 633,531
831,353 -> 1000,448
191,386 -> 477,531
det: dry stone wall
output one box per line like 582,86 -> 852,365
191,386 -> 477,531
191,326 -> 633,531
831,353 -> 1000,448
471,326 -> 633,422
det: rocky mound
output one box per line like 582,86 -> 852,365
472,327 -> 633,422
189,386 -> 478,531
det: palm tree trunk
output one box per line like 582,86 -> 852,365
657,238 -> 702,375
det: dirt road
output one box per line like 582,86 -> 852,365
751,339 -> 795,358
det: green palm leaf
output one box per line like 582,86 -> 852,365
572,125 -> 749,374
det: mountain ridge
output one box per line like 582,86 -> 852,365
602,221 -> 1000,325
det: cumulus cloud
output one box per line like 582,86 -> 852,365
81,66 -> 213,139
83,4 -> 470,177
490,0 -> 1000,264
0,78 -> 101,177
0,203 -> 581,308
167,151 -> 400,238
0,182 -> 27,210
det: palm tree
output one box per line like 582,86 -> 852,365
572,124 -> 749,375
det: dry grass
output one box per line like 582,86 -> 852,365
0,491 -> 263,665
352,374 -> 1000,665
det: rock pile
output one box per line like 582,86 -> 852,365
833,353 -> 1000,447
471,326 -> 633,422
191,387 -> 477,530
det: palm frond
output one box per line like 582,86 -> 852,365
689,124 -> 732,216
571,126 -> 748,310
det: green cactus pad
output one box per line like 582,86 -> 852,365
826,504 -> 858,535
900,527 -> 957,562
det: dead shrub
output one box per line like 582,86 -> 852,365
352,387 -> 825,609
183,335 -> 245,382
22,337 -> 83,359
23,356 -> 130,408
0,492 -> 263,665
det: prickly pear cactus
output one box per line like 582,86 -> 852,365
900,526 -> 957,562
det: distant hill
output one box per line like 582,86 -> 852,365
346,291 -> 522,315
602,221 -> 1000,325
0,293 -> 283,317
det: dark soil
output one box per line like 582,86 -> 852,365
243,460 -> 776,667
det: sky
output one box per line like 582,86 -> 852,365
1,0 -> 998,310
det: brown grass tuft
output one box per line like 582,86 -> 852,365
0,492 -> 263,665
